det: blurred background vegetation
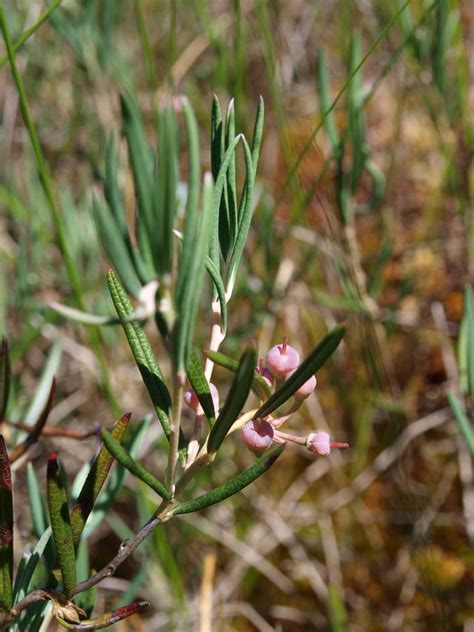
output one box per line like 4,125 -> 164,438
0,0 -> 473,630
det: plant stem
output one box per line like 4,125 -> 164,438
0,0 -> 63,70
166,376 -> 184,491
0,8 -> 119,414
71,516 -> 161,596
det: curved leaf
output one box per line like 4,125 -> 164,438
47,453 -> 76,598
255,326 -> 346,419
70,413 -> 131,546
101,430 -> 172,500
205,257 -> 227,334
173,444 -> 284,515
186,349 -> 215,425
207,346 -> 256,455
107,270 -> 172,439
0,435 -> 13,614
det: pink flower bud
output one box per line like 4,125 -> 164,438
266,338 -> 300,379
287,369 -> 317,400
256,358 -> 274,388
184,383 -> 219,412
307,431 -> 349,456
242,419 -> 274,454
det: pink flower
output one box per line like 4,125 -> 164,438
266,338 -> 300,379
184,383 -> 219,412
242,419 -> 274,454
286,369 -> 317,400
307,431 -> 348,456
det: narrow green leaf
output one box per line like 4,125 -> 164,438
255,326 -> 346,419
206,349 -> 271,400
316,48 -> 340,151
0,337 -> 10,420
47,453 -> 76,598
224,99 -> 238,254
101,430 -> 172,500
93,194 -> 142,298
186,349 -> 215,425
120,91 -> 154,240
107,270 -> 172,438
210,95 -> 224,183
205,257 -> 228,334
0,435 -> 13,613
173,444 -> 285,515
448,393 -> 474,458
70,413 -> 131,546
464,285 -> 474,398
226,137 -> 255,294
154,104 -> 178,275
27,463 -> 47,538
207,346 -> 257,454
104,134 -> 151,286
347,33 -> 366,192
176,97 -> 201,308
209,135 -> 242,270
174,173 -> 214,375
13,526 -> 52,605
81,417 -> 151,539
250,96 -> 265,182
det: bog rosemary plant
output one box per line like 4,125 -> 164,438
0,95 -> 347,630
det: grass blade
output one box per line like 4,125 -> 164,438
255,326 -> 346,419
13,527 -> 52,606
207,345 -> 256,455
0,436 -> 13,614
70,413 -> 131,546
101,430 -> 172,500
47,453 -> 76,597
173,445 -> 285,514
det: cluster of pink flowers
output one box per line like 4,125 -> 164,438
184,338 -> 348,457
243,339 -> 348,457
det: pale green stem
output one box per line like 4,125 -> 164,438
166,376 -> 184,492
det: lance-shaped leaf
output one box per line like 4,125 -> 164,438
173,173 -> 213,376
209,135 -> 243,271
205,349 -> 271,400
0,435 -> 13,614
101,430 -> 172,500
55,601 -> 150,630
226,137 -> 255,295
0,337 -> 10,420
154,103 -> 178,276
93,194 -> 142,299
107,270 -> 171,438
186,349 -> 215,425
205,257 -> 228,333
47,453 -> 76,598
70,413 -> 131,546
255,326 -> 346,419
176,97 -> 201,308
207,346 -> 256,455
120,92 -> 154,243
173,444 -> 285,515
